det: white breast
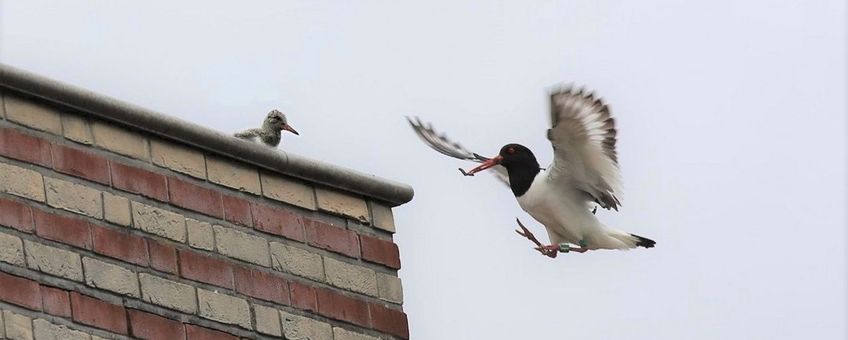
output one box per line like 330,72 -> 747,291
515,170 -> 602,245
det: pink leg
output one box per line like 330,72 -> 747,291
514,219 -> 552,257
535,244 -> 591,256
515,218 -> 592,257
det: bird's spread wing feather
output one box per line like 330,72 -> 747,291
546,86 -> 622,210
406,117 -> 510,186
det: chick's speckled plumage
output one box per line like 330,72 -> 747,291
234,109 -> 297,147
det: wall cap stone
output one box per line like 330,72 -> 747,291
0,63 -> 413,206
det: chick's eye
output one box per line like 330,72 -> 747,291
507,147 -> 516,154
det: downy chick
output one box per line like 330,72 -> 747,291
234,109 -> 299,147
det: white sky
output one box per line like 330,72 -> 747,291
1,1 -> 845,339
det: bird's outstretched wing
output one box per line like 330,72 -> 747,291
406,117 -> 510,186
546,86 -> 622,210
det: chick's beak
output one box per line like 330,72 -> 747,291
282,124 -> 299,135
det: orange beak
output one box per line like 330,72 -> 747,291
282,124 -> 299,135
463,155 -> 503,176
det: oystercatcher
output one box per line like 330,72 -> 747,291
235,109 -> 299,147
408,86 -> 655,258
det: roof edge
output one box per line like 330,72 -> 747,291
0,64 -> 414,206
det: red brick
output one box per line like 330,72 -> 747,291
41,285 -> 71,317
128,309 -> 186,340
51,144 -> 110,185
222,195 -> 252,227
234,266 -> 289,305
360,235 -> 401,269
315,288 -> 370,327
305,219 -> 360,258
178,250 -> 234,289
0,197 -> 34,232
0,272 -> 41,310
110,161 -> 168,201
289,281 -> 318,313
168,177 -> 223,218
33,209 -> 92,249
0,127 -> 52,167
369,303 -> 410,339
70,292 -> 128,334
91,225 -> 149,266
149,240 -> 178,274
250,203 -> 304,241
185,324 -> 238,340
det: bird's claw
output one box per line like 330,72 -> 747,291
458,168 -> 474,176
515,218 -> 560,258
514,218 -> 543,247
534,244 -> 560,258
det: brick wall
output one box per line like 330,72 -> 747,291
0,70 -> 410,339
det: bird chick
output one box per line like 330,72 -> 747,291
234,109 -> 299,147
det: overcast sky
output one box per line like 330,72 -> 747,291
1,1 -> 845,339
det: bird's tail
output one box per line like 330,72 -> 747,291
601,229 -> 656,250
629,233 -> 656,248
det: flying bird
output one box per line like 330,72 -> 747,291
407,86 -> 655,258
234,109 -> 299,147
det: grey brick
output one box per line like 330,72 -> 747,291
376,272 -> 404,304
206,157 -> 261,195
280,311 -> 332,340
0,232 -> 25,266
83,257 -> 139,297
334,327 -> 381,340
197,289 -> 252,329
213,225 -> 269,266
370,202 -> 396,233
324,257 -> 378,296
151,139 -> 206,179
253,304 -> 282,336
61,114 -> 94,145
269,242 -> 325,282
0,163 -> 45,202
315,189 -> 370,223
3,310 -> 33,340
102,192 -> 131,226
32,319 -> 91,340
25,240 -> 83,281
4,95 -> 62,135
186,218 -> 215,251
44,177 -> 103,219
139,273 -> 197,314
260,173 -> 316,210
131,202 -> 186,242
91,122 -> 149,160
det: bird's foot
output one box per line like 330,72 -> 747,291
534,244 -> 560,258
533,243 -> 590,257
514,218 -> 543,247
515,219 -> 590,258
514,219 -> 551,257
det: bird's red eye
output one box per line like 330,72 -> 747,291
508,147 -> 516,154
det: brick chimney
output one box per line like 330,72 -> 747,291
0,64 -> 413,340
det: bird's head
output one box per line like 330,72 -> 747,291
265,109 -> 299,135
465,143 -> 539,175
